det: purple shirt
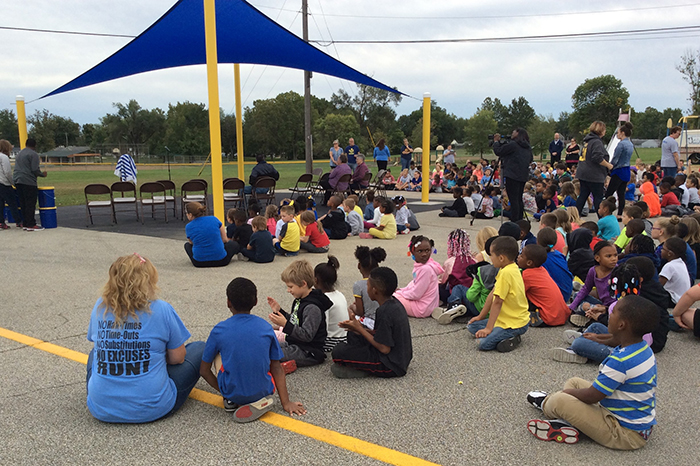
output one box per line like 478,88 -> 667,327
329,163 -> 353,192
570,266 -> 615,311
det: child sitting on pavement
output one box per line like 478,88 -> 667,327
343,198 -> 364,236
568,241 -> 618,327
518,244 -> 570,327
394,235 -> 444,318
360,199 -> 397,240
350,245 -> 387,328
466,236 -> 529,352
526,294 -> 658,449
537,228 -> 574,303
331,267 -> 413,378
239,216 -> 276,263
200,277 -> 306,422
320,195 -> 350,240
432,229 -> 477,324
273,205 -> 300,256
267,260 -> 333,367
298,211 -> 330,253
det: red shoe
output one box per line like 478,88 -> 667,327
0,223 -> 9,230
527,419 -> 579,444
281,360 -> 297,374
233,396 -> 274,423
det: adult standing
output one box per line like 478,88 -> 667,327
13,138 -> 47,231
321,154 -> 352,204
492,128 -> 533,222
246,154 -> 279,195
0,140 -> 21,229
373,138 -> 391,171
184,202 -> 239,267
349,154 -> 369,192
661,126 -> 682,179
443,144 -> 456,165
400,138 -> 414,171
549,133 -> 564,164
345,137 -> 360,172
604,122 -> 635,217
576,121 -> 614,217
329,140 -> 343,169
565,137 -> 580,170
86,254 -> 204,423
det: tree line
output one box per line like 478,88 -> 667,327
0,69 -> 693,160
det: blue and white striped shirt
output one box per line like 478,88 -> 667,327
115,154 -> 138,184
594,341 -> 657,431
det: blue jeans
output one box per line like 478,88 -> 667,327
348,162 -> 357,172
467,320 -> 529,351
573,295 -> 602,314
86,341 -> 205,418
662,166 -> 677,179
446,285 -> 479,316
570,323 -> 613,362
401,157 -> 411,170
244,186 -> 269,195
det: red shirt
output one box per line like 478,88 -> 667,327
522,267 -> 570,326
660,192 -> 680,207
306,223 -> 330,248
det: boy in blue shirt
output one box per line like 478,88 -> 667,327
537,227 -> 573,302
597,198 -> 620,241
200,277 -> 306,423
526,294 -> 658,450
240,216 -> 276,263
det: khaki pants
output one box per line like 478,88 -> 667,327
542,377 -> 648,450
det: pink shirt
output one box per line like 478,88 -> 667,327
267,218 -> 277,237
394,258 -> 445,318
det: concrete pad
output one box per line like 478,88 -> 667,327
2,208 -> 700,465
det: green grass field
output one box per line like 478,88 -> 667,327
36,147 -> 666,207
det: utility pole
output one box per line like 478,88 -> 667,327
302,0 -> 313,173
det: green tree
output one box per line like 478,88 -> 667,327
27,109 -> 81,152
555,112 -> 570,139
479,97 -> 508,133
0,109 -> 19,145
163,101 -> 209,157
677,49 -> 700,114
409,117 -> 438,153
397,102 -> 462,146
569,75 -> 630,139
313,113 -> 361,158
464,109 -> 497,156
502,96 -> 536,131
331,84 -> 402,153
632,107 -> 663,139
220,111 -> 237,159
100,100 -> 165,157
528,115 -> 557,158
243,91 -> 305,160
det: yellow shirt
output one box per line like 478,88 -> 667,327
353,205 -> 364,218
379,213 -> 397,239
280,220 -> 300,252
294,214 -> 307,236
492,263 -> 529,329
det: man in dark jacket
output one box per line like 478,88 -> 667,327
13,138 -> 47,231
492,129 -> 533,222
246,154 -> 280,194
549,133 -> 564,164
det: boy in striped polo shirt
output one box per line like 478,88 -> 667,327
525,294 -> 658,450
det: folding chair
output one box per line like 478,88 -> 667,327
84,184 -> 115,226
156,179 -> 178,219
355,171 -> 374,205
311,172 -> 329,199
111,181 -> 139,223
180,180 -> 208,219
223,177 -> 246,210
289,173 -> 314,197
250,176 -> 277,207
331,173 -> 352,198
140,182 -> 168,223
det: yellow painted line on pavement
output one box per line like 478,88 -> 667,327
0,326 -> 439,466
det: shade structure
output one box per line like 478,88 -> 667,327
40,0 -> 401,99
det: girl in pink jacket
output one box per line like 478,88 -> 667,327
394,236 -> 445,318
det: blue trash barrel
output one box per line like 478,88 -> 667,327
38,186 -> 57,229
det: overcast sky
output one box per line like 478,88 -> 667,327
2,0 -> 700,127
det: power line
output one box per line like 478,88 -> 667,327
254,1 -> 700,20
0,25 -> 134,38
310,25 -> 700,45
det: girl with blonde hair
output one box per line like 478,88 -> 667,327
566,206 -> 581,230
474,226 -> 498,263
86,254 -> 204,423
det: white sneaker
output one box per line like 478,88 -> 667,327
563,330 -> 582,345
550,347 -> 587,364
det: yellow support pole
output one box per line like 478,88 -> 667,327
421,92 -> 431,203
16,96 -> 28,149
234,63 -> 245,180
203,0 -> 224,221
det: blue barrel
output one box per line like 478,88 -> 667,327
38,187 -> 56,208
38,187 -> 57,229
3,187 -> 21,223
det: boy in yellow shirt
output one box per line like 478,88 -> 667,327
467,236 -> 529,352
273,205 -> 300,256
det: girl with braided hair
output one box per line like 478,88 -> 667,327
394,236 -> 445,318
349,246 -> 388,327
433,229 -> 478,324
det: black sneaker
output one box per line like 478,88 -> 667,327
526,390 -> 548,410
496,334 -> 521,352
223,398 -> 239,412
527,419 -> 579,444
529,310 -> 544,327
